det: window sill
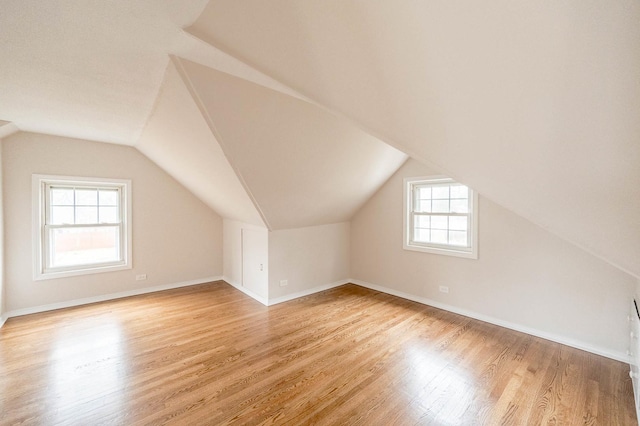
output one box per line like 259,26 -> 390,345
34,263 -> 131,281
403,242 -> 478,259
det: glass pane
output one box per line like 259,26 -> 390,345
415,215 -> 430,229
450,185 -> 469,199
51,206 -> 74,225
432,186 -> 450,199
49,226 -> 120,268
432,200 -> 450,213
431,230 -> 448,244
450,199 -> 469,213
417,187 -> 431,200
417,200 -> 431,213
449,216 -> 468,231
431,216 -> 448,230
414,228 -> 429,243
99,206 -> 118,224
51,188 -> 74,205
76,188 -> 98,206
449,231 -> 468,246
76,207 -> 98,224
99,189 -> 119,206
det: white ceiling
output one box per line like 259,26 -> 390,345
190,0 -> 640,278
1,1 -> 638,277
180,59 -> 407,230
136,60 -> 265,227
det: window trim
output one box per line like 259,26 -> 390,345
403,176 -> 478,259
32,174 -> 133,281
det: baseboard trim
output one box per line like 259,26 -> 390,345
223,277 -> 269,306
268,280 -> 349,306
6,275 -> 625,362
350,279 -> 629,363
3,276 -> 223,322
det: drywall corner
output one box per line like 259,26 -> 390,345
351,158 -> 637,359
268,222 -> 350,301
0,138 -> 4,326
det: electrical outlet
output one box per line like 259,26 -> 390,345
439,285 -> 449,294
279,280 -> 288,287
136,274 -> 147,281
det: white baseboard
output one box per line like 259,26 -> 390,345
221,278 -> 348,306
223,277 -> 269,306
3,276 -> 222,322
268,280 -> 349,306
351,279 -> 629,363
2,274 -> 627,363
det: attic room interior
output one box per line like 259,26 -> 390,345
0,0 -> 639,424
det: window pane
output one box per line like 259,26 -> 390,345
431,216 -> 448,230
99,189 -> 118,206
51,188 -> 74,205
49,226 -> 121,268
76,188 -> 98,206
432,186 -> 450,199
431,230 -> 448,244
449,216 -> 468,231
415,215 -> 430,229
417,200 -> 431,213
99,206 -> 118,223
450,185 -> 469,199
432,200 -> 450,213
449,231 -> 468,246
414,228 -> 429,243
51,206 -> 74,225
417,187 -> 431,200
76,206 -> 98,224
450,199 -> 469,213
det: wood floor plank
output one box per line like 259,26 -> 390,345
0,281 -> 636,425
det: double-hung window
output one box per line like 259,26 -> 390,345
404,176 -> 478,259
33,175 -> 132,280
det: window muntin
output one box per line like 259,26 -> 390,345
404,176 -> 478,259
33,175 -> 132,280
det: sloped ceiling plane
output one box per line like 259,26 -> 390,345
0,0 -> 638,277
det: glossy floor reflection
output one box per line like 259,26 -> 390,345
0,282 -> 636,425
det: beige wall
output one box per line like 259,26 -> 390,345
268,222 -> 350,301
0,140 -> 4,321
351,159 -> 636,360
3,132 -> 223,312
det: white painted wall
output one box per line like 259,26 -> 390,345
192,1 -> 640,279
3,132 -> 223,312
268,223 -> 350,301
222,219 -> 269,303
351,159 -> 636,360
241,228 -> 268,299
0,140 -> 4,323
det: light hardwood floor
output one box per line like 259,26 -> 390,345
0,282 -> 636,425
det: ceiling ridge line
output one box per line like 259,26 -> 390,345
176,30 -> 313,105
180,32 -> 465,188
0,121 -> 20,139
179,36 -> 640,279
170,55 -> 271,231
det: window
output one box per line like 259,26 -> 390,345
33,175 -> 132,280
404,176 -> 478,259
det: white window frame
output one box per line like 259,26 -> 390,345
403,176 -> 478,259
32,174 -> 132,280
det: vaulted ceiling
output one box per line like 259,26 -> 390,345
1,1 -> 639,277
